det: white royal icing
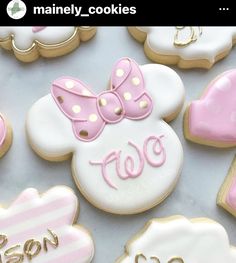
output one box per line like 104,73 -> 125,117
0,27 -> 76,50
137,27 -> 236,63
26,63 -> 184,214
118,217 -> 236,263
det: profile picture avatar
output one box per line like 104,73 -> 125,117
7,0 -> 26,19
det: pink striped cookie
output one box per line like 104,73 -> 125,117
0,113 -> 12,158
218,156 -> 236,218
0,186 -> 94,263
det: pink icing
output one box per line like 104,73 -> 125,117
90,141 -> 145,189
0,187 -> 94,263
51,57 -> 153,142
226,176 -> 236,209
144,135 -> 166,167
90,135 -> 165,189
188,70 -> 236,142
90,151 -> 120,189
32,26 -> 47,33
0,114 -> 6,147
124,141 -> 144,178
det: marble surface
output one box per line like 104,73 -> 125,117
0,27 -> 236,262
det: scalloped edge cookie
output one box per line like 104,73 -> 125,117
0,186 -> 95,262
0,27 -> 96,62
116,215 -> 236,263
128,27 -> 236,69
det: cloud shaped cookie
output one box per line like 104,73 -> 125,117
128,27 -> 236,69
116,216 -> 236,263
0,26 -> 96,62
26,57 -> 184,214
0,186 -> 94,263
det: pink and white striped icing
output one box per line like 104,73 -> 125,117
188,70 -> 236,144
0,187 -> 94,263
0,115 -> 6,148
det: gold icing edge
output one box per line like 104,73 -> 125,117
0,27 -> 96,62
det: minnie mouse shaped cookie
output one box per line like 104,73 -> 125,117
0,113 -> 12,158
0,27 -> 96,62
128,27 -> 236,69
26,57 -> 184,214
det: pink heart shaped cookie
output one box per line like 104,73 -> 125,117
184,70 -> 236,147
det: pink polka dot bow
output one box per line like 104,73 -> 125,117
51,58 -> 153,141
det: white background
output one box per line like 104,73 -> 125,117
0,27 -> 236,262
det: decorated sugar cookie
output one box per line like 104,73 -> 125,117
218,156 -> 236,218
116,216 -> 236,263
0,186 -> 94,263
184,69 -> 236,148
0,27 -> 96,62
26,57 -> 184,215
128,27 -> 236,69
0,114 -> 12,158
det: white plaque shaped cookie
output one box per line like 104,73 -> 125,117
0,26 -> 96,62
26,57 -> 184,215
128,27 -> 236,69
0,186 -> 94,262
116,216 -> 236,263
